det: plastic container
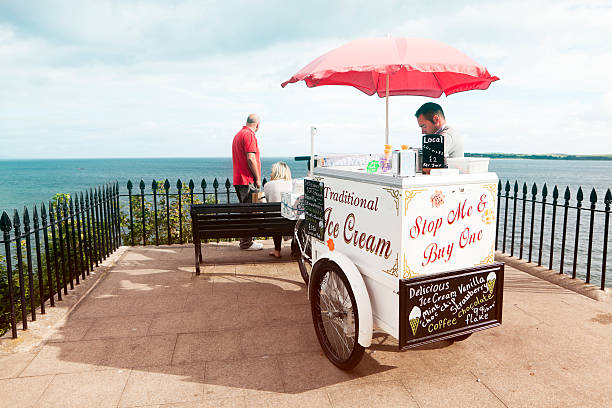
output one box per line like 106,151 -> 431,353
447,157 -> 490,174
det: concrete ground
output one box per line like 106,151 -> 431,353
1,241 -> 611,408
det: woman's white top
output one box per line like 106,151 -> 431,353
263,179 -> 292,202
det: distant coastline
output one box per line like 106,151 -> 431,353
465,153 -> 612,161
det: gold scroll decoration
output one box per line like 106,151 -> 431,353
483,183 -> 498,209
403,255 -> 421,279
382,255 -> 399,277
404,189 -> 427,216
382,187 -> 401,216
475,244 -> 495,266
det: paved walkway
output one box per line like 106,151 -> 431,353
1,242 -> 611,407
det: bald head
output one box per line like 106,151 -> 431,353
247,113 -> 259,126
245,114 -> 260,132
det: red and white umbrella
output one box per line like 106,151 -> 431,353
282,37 -> 499,143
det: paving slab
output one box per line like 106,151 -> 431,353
118,365 -> 204,407
1,241 -> 611,407
35,368 -> 130,408
0,375 -> 54,408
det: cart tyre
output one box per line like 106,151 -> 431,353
452,333 -> 472,342
294,219 -> 312,285
310,260 -> 365,370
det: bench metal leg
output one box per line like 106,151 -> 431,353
195,240 -> 201,275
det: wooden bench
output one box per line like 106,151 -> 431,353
190,203 -> 297,275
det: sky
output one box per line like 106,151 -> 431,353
1,0 -> 611,158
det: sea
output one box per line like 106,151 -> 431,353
1,157 -> 610,286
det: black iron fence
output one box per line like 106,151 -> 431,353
495,180 -> 611,290
2,176 -> 611,339
122,177 -> 266,246
0,185 -> 120,338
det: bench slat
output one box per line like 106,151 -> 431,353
191,204 -> 281,214
194,212 -> 282,221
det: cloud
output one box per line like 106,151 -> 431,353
0,0 -> 611,158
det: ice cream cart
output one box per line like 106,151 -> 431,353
282,37 -> 502,370
292,164 -> 504,370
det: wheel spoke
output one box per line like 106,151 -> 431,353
317,270 -> 357,359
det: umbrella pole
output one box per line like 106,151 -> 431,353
385,74 -> 389,145
309,126 -> 317,177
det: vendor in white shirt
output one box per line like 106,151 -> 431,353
263,162 -> 292,258
415,102 -> 464,158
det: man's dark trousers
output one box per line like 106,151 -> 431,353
234,184 -> 257,249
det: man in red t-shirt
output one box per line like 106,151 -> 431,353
232,113 -> 263,250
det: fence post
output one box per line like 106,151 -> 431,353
511,181 -> 518,257
33,205 -> 48,312
560,187 -> 570,275
572,187 -> 584,279
127,181 -> 134,246
87,192 -> 98,268
602,189 -> 611,290
100,186 -> 109,256
519,183 -> 527,259
165,179 -> 171,245
140,180 -> 146,246
177,179 -> 183,243
62,200 -> 75,290
23,207 -> 37,321
13,210 -> 28,330
549,186 -> 559,270
56,201 -> 68,294
189,179 -> 195,206
586,188 -> 597,284
213,178 -> 219,204
115,181 -> 123,245
225,178 -> 231,203
152,180 -> 159,246
49,201 -> 63,299
94,189 -> 103,262
69,198 -> 79,285
538,184 -> 547,266
1,211 -> 17,338
503,181 -> 510,253
528,183 -> 537,263
201,179 -> 207,203
105,186 -> 114,252
80,192 -> 91,274
41,203 -> 55,307
74,195 -> 85,280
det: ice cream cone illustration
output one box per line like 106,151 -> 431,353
409,306 -> 421,336
487,271 -> 496,294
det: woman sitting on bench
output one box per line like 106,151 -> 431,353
263,162 -> 292,258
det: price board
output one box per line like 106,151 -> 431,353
422,134 -> 445,171
399,263 -> 504,350
304,179 -> 325,241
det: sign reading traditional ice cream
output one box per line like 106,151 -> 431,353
399,263 -> 504,349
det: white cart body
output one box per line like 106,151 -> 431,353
309,166 -> 498,343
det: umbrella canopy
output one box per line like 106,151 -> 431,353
281,37 -> 499,97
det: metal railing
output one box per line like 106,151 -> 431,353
0,184 -> 120,338
3,176 -> 610,339
495,180 -> 611,290
122,177 -> 266,246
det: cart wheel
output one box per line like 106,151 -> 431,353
452,333 -> 472,342
294,219 -> 312,285
310,260 -> 365,370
